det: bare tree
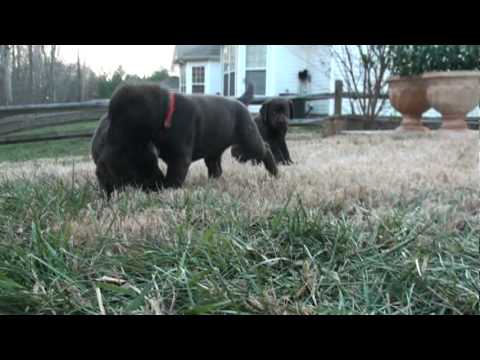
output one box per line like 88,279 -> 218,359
13,45 -> 23,102
48,45 -> 57,102
1,45 -> 97,105
76,52 -> 83,101
34,46 -> 46,103
333,45 -> 391,121
4,45 -> 143,105
5,46 -> 12,105
28,45 -> 34,103
0,45 -> 13,105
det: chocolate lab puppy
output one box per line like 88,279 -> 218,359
91,83 -> 278,196
91,112 -> 166,195
231,98 -> 294,165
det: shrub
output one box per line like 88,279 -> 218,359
388,45 -> 480,76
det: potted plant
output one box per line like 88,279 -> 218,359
386,45 -> 432,132
388,45 -> 480,131
422,45 -> 480,131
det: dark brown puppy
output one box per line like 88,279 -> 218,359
91,83 -> 278,196
91,113 -> 165,196
232,98 -> 294,165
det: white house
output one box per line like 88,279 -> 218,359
172,45 -> 479,118
172,45 -> 222,96
173,45 -> 333,114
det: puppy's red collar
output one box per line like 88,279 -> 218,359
164,92 -> 176,129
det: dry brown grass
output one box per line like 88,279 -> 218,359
1,130 -> 478,244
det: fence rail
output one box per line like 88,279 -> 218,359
0,100 -> 109,118
0,110 -> 105,137
0,130 -> 94,146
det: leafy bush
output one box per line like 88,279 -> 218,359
388,45 -> 480,76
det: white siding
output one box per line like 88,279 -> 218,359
219,45 -> 245,97
236,45 -> 269,113
271,45 -> 302,95
207,61 -> 221,95
266,45 -> 275,96
235,46 -> 260,112
236,45 -> 271,112
271,45 -> 332,114
236,45 -> 332,114
236,45 -> 246,96
236,45 -> 332,96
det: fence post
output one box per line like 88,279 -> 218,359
334,80 -> 343,116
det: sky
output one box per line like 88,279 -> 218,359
58,45 -> 177,77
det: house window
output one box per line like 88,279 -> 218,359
192,66 -> 205,94
223,45 -> 236,96
246,45 -> 267,95
180,65 -> 186,94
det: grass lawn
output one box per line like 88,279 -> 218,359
0,130 -> 478,314
12,121 -> 98,137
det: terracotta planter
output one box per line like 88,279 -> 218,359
423,71 -> 480,131
388,76 -> 431,132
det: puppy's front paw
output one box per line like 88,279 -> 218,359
281,159 -> 294,166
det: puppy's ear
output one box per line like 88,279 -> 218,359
289,101 -> 295,119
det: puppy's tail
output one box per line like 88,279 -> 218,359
237,82 -> 254,106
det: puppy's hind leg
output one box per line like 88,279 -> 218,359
230,145 -> 246,163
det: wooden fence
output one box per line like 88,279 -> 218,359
0,81 -> 477,147
0,101 -> 108,146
